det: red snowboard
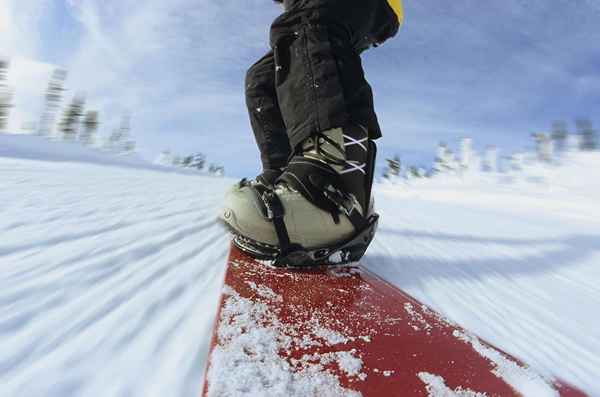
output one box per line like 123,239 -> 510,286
203,244 -> 585,396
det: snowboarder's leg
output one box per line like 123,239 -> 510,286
221,8 -> 391,264
245,51 -> 291,181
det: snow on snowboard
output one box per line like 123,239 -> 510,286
202,244 -> 586,396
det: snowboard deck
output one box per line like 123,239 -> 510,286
203,244 -> 586,396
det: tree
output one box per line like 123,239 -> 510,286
551,121 -> 568,154
433,143 -> 458,174
482,146 -> 498,172
532,133 -> 553,163
155,150 -> 173,166
122,140 -> 136,153
172,155 -> 183,167
107,113 -> 135,153
181,155 -> 193,167
459,137 -> 473,170
0,59 -> 13,132
38,69 -> 68,137
576,119 -> 597,151
80,111 -> 99,146
209,164 -> 224,176
189,153 -> 206,170
383,155 -> 401,179
59,95 -> 85,141
408,166 -> 426,178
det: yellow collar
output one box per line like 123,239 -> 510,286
387,0 -> 404,25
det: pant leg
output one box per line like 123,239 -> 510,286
245,51 -> 292,171
270,8 -> 383,153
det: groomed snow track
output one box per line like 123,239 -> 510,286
1,137 -> 599,396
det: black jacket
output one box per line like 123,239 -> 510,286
279,0 -> 399,52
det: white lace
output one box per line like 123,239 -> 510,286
341,127 -> 369,176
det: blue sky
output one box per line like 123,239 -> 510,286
2,0 -> 599,176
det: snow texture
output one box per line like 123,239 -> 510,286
1,135 -> 600,396
453,331 -> 558,397
206,287 -> 362,397
418,372 -> 487,397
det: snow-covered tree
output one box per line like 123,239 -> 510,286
551,121 -> 568,154
407,166 -> 427,179
38,69 -> 67,137
532,133 -> 553,163
172,155 -> 182,167
106,114 -> 135,154
80,111 -> 99,146
507,152 -> 525,171
122,140 -> 136,153
482,146 -> 498,172
566,133 -> 581,152
433,143 -> 459,174
459,137 -> 473,170
0,59 -> 13,132
189,153 -> 206,170
383,155 -> 401,179
155,150 -> 173,166
576,119 -> 597,151
181,155 -> 193,167
209,164 -> 225,176
59,95 -> 85,141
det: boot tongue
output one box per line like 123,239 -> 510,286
301,128 -> 346,174
299,126 -> 372,217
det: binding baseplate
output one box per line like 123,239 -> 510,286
227,214 -> 379,267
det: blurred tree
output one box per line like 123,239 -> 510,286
38,69 -> 68,137
383,155 -> 401,179
59,95 -> 85,141
155,150 -> 173,166
532,132 -> 553,163
107,113 -> 134,153
408,166 -> 426,178
0,59 -> 13,132
182,155 -> 193,167
80,110 -> 99,146
433,143 -> 459,174
551,121 -> 568,154
190,153 -> 206,170
576,119 -> 597,151
482,146 -> 498,172
459,137 -> 473,170
172,155 -> 182,167
123,140 -> 136,153
209,164 -> 225,176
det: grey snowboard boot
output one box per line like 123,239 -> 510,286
220,124 -> 378,265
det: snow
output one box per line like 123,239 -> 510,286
1,134 -> 600,396
453,331 -> 558,397
418,372 -> 487,397
207,286 -> 362,397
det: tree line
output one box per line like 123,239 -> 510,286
0,59 -> 224,174
383,119 -> 598,180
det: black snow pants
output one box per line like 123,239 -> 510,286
245,0 -> 399,171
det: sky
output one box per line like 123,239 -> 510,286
1,0 -> 599,176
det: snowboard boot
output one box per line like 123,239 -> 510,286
220,124 -> 379,266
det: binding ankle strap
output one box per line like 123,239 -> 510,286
277,156 -> 367,231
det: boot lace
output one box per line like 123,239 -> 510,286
307,125 -> 369,176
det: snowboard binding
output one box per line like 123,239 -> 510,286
230,213 -> 379,267
225,175 -> 379,267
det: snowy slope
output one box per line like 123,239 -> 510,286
1,136 -> 599,396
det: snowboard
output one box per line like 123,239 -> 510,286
202,244 -> 586,396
